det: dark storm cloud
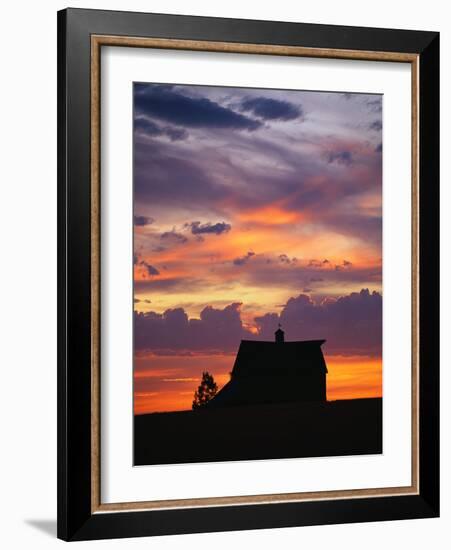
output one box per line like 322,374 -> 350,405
134,83 -> 262,131
188,221 -> 231,236
233,251 -> 255,266
134,116 -> 189,141
325,150 -> 353,166
134,215 -> 154,226
255,289 -> 382,356
240,96 -> 303,121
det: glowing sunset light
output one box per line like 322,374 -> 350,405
237,204 -> 306,225
133,83 -> 382,414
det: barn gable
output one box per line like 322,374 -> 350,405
207,329 -> 328,408
231,339 -> 328,378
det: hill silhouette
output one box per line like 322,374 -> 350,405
134,397 -> 382,466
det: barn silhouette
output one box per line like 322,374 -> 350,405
207,326 -> 328,408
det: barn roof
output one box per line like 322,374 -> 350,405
231,339 -> 327,376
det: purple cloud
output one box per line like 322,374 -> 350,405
134,116 -> 189,141
160,231 -> 188,245
369,120 -> 382,131
188,221 -> 231,236
139,261 -> 160,277
134,303 -> 249,354
134,289 -> 381,357
134,215 -> 154,226
255,289 -> 382,356
135,83 -> 262,131
240,96 -> 303,121
325,150 -> 353,166
233,251 -> 255,266
366,97 -> 383,113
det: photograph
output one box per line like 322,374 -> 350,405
53,5 -> 440,542
132,82 -> 383,465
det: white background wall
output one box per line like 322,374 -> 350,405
0,0 -> 448,548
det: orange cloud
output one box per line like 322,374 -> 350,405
237,204 -> 306,226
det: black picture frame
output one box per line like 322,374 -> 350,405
57,7 -> 439,541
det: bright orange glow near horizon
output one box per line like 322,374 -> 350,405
133,353 -> 382,415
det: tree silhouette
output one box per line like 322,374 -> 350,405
192,371 -> 218,410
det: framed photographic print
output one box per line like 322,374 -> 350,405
57,8 -> 439,541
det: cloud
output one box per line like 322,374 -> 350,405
240,96 -> 303,121
135,277 -> 207,294
134,83 -> 382,230
233,251 -> 255,266
134,302 -> 251,353
366,98 -> 383,113
134,215 -> 154,226
279,254 -> 297,265
255,289 -> 382,356
188,221 -> 231,236
369,120 -> 382,131
325,150 -> 353,166
134,289 -> 381,356
308,259 -> 330,268
225,254 -> 380,292
160,231 -> 188,245
134,140 -> 228,207
375,142 -> 382,153
134,116 -> 189,141
134,83 -> 262,131
324,213 -> 382,246
139,261 -> 160,277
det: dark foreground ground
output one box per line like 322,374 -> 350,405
134,398 -> 382,466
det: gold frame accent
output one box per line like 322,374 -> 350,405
90,35 -> 419,514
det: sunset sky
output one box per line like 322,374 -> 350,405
133,83 -> 383,414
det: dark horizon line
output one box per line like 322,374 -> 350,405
135,395 -> 383,416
